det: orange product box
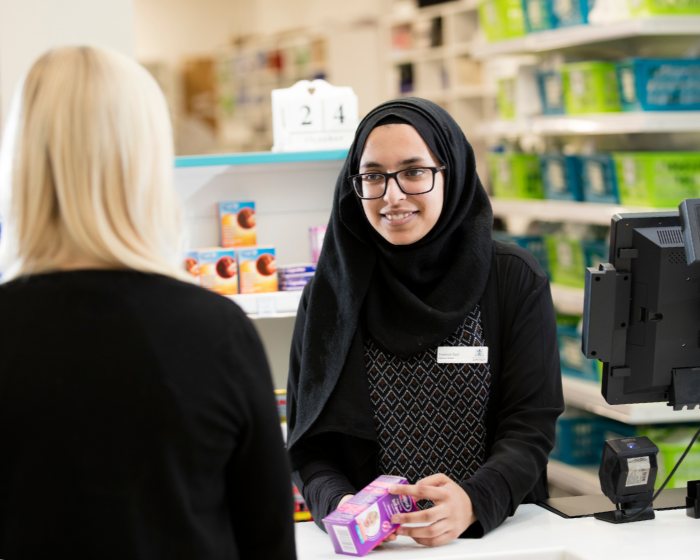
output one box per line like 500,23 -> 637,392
197,248 -> 239,295
219,201 -> 256,248
237,247 -> 278,294
183,250 -> 200,279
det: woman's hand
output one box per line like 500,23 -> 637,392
388,474 -> 477,547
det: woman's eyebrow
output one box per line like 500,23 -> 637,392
360,156 -> 427,171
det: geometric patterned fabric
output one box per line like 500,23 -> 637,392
365,304 -> 491,509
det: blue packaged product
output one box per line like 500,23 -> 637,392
512,236 -> 550,277
278,263 -> 317,275
617,58 -> 700,112
583,241 -> 609,270
580,154 -> 619,204
537,71 -> 566,115
524,0 -> 590,33
540,154 -> 583,201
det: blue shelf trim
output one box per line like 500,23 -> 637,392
175,149 -> 349,168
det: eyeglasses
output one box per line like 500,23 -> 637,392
349,166 -> 446,200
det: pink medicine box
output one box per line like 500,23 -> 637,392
322,476 -> 418,557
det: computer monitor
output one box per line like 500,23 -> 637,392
582,203 -> 700,410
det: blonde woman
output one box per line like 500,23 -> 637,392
0,47 -> 295,560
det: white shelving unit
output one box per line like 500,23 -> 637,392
227,291 -> 303,320
547,459 -> 601,496
562,375 -> 700,424
473,17 -> 700,59
479,111 -> 700,138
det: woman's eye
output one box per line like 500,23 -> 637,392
404,168 -> 426,177
364,174 -> 384,181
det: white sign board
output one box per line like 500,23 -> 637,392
272,79 -> 358,152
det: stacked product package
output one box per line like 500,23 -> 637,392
278,264 -> 316,292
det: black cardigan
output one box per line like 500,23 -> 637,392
287,241 -> 565,536
0,270 -> 296,560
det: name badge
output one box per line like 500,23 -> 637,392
437,346 -> 489,364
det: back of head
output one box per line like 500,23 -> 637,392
0,46 -> 185,281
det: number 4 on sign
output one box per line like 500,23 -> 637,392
324,96 -> 358,132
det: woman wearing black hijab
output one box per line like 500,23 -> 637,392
287,98 -> 564,546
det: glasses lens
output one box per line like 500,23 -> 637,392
397,168 -> 434,194
354,174 -> 386,199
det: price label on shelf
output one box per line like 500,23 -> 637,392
272,79 -> 359,152
256,297 -> 277,318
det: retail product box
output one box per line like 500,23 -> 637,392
279,263 -> 315,292
558,324 -> 600,382
219,201 -> 256,248
613,152 -> 700,207
488,153 -> 544,199
198,248 -> 239,295
523,0 -> 556,32
639,426 -> 700,489
551,412 -> 600,465
580,154 -> 620,204
537,70 -> 566,115
541,154 -> 583,201
275,389 -> 287,423
583,240 -> 609,270
545,235 -> 585,288
562,62 -> 621,114
629,0 -> 700,17
183,250 -> 200,279
309,226 -> 327,263
524,0 -> 589,31
238,247 -> 278,294
323,476 -> 418,557
616,58 -> 700,112
478,0 -> 526,42
497,78 -> 516,120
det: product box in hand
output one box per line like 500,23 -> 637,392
198,248 -> 239,295
183,250 -> 200,279
562,61 -> 621,114
617,58 -> 700,112
323,476 -> 418,557
309,226 -> 327,263
219,201 -> 256,248
613,152 -> 700,207
238,247 -> 278,294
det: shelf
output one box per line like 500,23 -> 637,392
175,149 -> 348,168
472,17 -> 700,59
562,375 -> 700,424
547,459 -> 601,496
478,111 -> 700,138
490,197 -> 675,226
227,290 -> 302,320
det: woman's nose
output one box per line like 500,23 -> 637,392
384,177 -> 406,205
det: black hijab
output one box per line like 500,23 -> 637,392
288,98 -> 493,451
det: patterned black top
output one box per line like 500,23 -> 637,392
365,305 -> 490,509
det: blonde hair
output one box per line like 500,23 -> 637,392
0,46 -> 186,281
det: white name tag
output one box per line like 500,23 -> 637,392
437,346 -> 489,364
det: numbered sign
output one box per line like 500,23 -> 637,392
272,79 -> 359,152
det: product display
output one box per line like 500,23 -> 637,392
322,476 -> 418,557
309,226 -> 327,263
219,201 -> 256,248
617,58 -> 700,112
639,426 -> 700,489
488,152 -> 544,199
197,248 -> 239,295
479,0 -> 526,42
183,250 -> 200,279
562,61 -> 621,114
278,263 -> 316,292
238,246 -> 278,294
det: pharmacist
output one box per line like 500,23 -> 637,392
287,97 -> 565,546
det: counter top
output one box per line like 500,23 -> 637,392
295,504 -> 698,559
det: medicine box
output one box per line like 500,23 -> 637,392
219,201 -> 256,248
488,153 -> 544,199
478,0 -> 526,42
238,247 -> 278,294
557,324 -> 600,382
545,235 -> 586,288
613,152 -> 700,207
322,476 -> 418,557
183,250 -> 200,279
497,78 -> 516,120
616,58 -> 700,112
541,154 -> 583,201
639,426 -> 700,490
524,0 -> 590,32
629,0 -> 700,17
580,154 -> 619,204
198,248 -> 239,295
538,71 -> 566,115
562,61 -> 621,114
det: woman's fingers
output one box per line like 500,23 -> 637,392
396,518 -> 450,540
412,530 -> 456,548
391,504 -> 446,525
388,483 -> 446,503
415,473 -> 451,487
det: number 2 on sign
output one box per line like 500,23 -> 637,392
300,105 -> 312,125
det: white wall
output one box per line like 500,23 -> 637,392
0,0 -> 135,121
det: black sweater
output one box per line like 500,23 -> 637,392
287,241 -> 565,536
0,270 -> 296,560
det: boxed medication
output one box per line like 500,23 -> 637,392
479,0 -> 526,42
198,248 -> 239,295
540,154 -> 583,201
183,250 -> 200,279
219,201 -> 256,248
562,61 -> 621,114
537,70 -> 566,115
238,247 -> 278,294
488,153 -> 544,199
322,476 -> 418,557
580,154 -> 619,204
628,0 -> 700,17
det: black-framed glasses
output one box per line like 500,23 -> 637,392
349,166 -> 446,200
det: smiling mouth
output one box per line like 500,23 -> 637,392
382,211 -> 417,221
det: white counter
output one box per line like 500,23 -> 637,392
295,504 -> 698,559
